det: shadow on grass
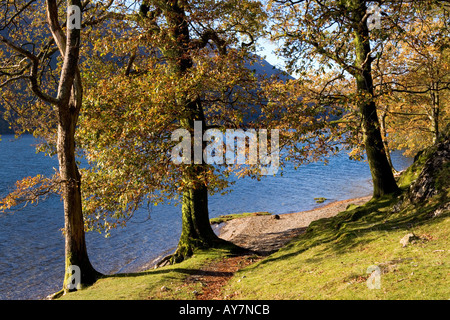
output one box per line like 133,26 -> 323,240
109,267 -> 233,279
96,242 -> 256,281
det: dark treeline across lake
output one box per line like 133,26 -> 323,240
0,135 -> 413,300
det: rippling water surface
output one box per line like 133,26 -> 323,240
0,134 -> 413,300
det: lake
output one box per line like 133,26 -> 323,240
0,134 -> 413,300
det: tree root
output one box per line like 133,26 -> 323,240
155,238 -> 251,268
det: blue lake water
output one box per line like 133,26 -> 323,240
0,134 -> 413,300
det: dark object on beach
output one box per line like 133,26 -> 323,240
273,214 -> 280,220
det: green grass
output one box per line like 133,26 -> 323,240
209,211 -> 271,224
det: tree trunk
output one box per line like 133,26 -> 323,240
360,99 -> 399,197
353,0 -> 399,198
0,0 -> 102,297
172,181 -> 228,262
50,0 -> 101,288
429,82 -> 440,144
58,88 -> 100,292
380,105 -> 396,173
162,1 -> 236,262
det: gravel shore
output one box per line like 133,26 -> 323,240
218,196 -> 372,254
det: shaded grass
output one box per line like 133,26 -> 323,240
58,247 -> 241,300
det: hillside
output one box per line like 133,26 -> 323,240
0,106 -> 13,134
56,130 -> 449,300
0,119 -> 13,135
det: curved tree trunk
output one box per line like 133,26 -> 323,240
48,0 -> 101,292
57,97 -> 100,292
0,0 -> 102,296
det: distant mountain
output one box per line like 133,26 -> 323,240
0,106 -> 13,134
0,28 -> 14,134
1,17 -> 292,134
246,56 -> 294,81
0,52 -> 292,134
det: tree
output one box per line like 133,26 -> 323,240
76,0 -> 268,263
374,2 -> 450,157
269,0 -> 401,197
0,0 -> 114,294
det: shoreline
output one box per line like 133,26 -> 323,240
217,195 -> 372,255
134,195 -> 372,271
142,195 -> 372,270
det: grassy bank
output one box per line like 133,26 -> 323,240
58,140 -> 449,300
221,142 -> 449,299
222,198 -> 449,299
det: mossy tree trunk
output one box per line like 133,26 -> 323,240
172,105 -> 228,262
172,174 -> 228,262
353,0 -> 399,198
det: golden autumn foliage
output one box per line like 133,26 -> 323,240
373,4 -> 450,158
